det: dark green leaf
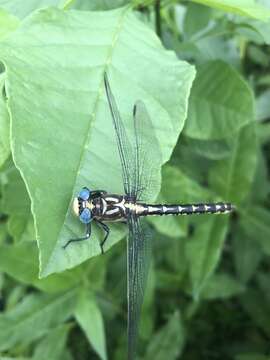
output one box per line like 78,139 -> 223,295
240,288 -> 270,337
184,61 -> 254,140
186,216 -> 229,299
256,89 -> 270,121
239,206 -> 270,256
145,311 -> 185,360
209,123 -> 257,204
0,241 -> 82,292
0,289 -> 78,351
0,164 -> 33,241
201,273 -> 245,300
232,227 -> 263,283
32,325 -> 71,360
235,354 -> 270,360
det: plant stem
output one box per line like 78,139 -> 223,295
155,0 -> 162,38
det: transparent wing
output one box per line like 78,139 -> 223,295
127,214 -> 151,360
131,100 -> 162,202
104,72 -> 133,195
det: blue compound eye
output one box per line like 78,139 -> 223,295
79,208 -> 91,224
78,187 -> 90,201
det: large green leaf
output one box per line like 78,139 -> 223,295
0,289 -> 77,351
184,61 -> 254,140
192,0 -> 270,20
75,289 -> 107,360
209,123 -> 257,204
0,7 -> 195,276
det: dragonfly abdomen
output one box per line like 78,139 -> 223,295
138,202 -> 234,216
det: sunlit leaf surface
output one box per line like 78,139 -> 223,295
0,7 -> 195,276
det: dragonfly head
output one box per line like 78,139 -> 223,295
73,187 -> 92,224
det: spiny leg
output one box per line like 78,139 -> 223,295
63,222 -> 91,249
95,220 -> 110,254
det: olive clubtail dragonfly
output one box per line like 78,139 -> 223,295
64,73 -> 234,359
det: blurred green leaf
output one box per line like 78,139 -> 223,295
0,289 -> 78,351
186,216 -> 229,299
145,311 -> 185,360
0,6 -> 195,276
240,288 -> 270,337
256,122 -> 270,145
0,164 -> 34,241
75,289 -> 107,360
184,61 -> 253,140
181,136 -> 233,160
0,0 -> 60,18
247,45 -> 269,67
210,123 -> 257,204
240,206 -> 270,256
257,272 -> 270,302
192,0 -> 270,20
232,227 -> 263,284
5,285 -> 27,311
201,273 -> 245,300
249,148 -> 269,203
235,354 -> 270,360
256,89 -> 270,121
159,165 -> 212,203
183,3 -> 212,40
0,241 -> 82,292
149,165 -> 213,238
243,19 -> 270,45
32,324 -> 70,360
69,0 -> 128,10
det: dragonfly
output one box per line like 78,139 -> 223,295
64,73 -> 234,359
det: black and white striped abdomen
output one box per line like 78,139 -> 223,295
137,202 -> 234,216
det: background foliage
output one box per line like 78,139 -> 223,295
0,0 -> 270,359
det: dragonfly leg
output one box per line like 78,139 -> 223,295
63,222 -> 91,249
95,220 -> 110,254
